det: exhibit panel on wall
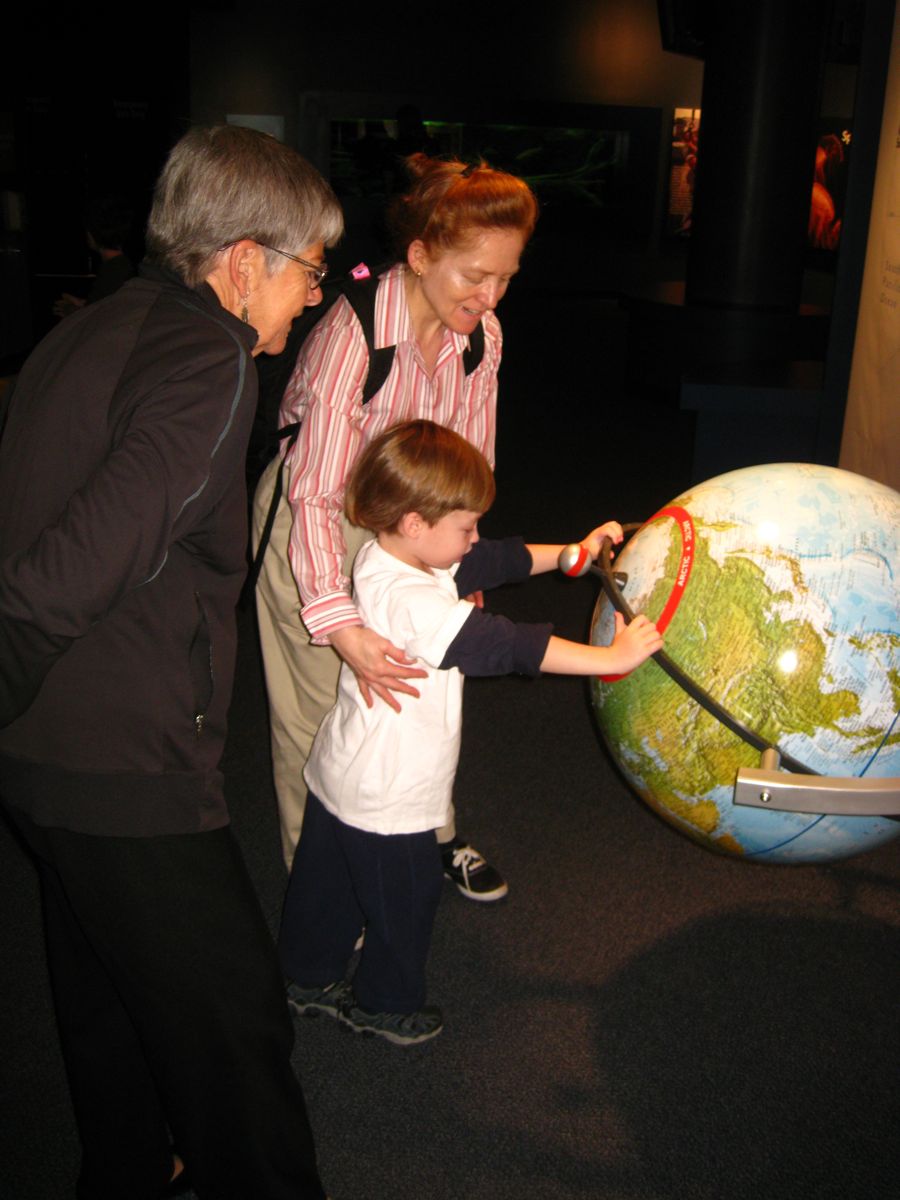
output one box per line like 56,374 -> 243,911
665,106 -> 700,238
840,2 -> 900,491
296,91 -> 663,257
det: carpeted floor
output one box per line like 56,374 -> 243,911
1,285 -> 898,1199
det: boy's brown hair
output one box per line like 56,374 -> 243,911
345,420 -> 495,532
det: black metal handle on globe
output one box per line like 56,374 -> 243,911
586,526 -> 819,778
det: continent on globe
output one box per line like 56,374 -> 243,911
591,463 -> 900,864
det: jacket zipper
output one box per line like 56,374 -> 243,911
190,591 -> 214,737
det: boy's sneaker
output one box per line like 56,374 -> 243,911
441,838 -> 508,902
286,978 -> 351,1020
337,997 -> 443,1046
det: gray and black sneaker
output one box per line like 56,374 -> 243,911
337,997 -> 443,1046
286,978 -> 351,1020
441,838 -> 508,902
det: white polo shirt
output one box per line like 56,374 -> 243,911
304,538 -> 475,835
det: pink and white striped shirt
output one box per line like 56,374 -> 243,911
280,264 -> 501,643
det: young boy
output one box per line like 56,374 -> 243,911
278,420 -> 662,1045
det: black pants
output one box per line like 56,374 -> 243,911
5,805 -> 324,1200
279,791 -> 443,1013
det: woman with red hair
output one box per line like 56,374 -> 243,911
253,154 -> 537,901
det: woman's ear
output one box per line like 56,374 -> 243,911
407,240 -> 429,277
204,240 -> 263,315
228,239 -> 262,294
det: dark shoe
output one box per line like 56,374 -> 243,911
337,996 -> 443,1045
441,838 -> 508,902
286,977 -> 351,1019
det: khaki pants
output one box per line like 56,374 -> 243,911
252,456 -> 455,869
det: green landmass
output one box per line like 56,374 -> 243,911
595,519 -> 861,839
831,636 -> 900,754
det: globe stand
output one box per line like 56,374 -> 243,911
558,536 -> 900,823
735,749 -> 900,818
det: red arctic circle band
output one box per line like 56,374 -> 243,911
600,505 -> 695,682
650,506 -> 695,634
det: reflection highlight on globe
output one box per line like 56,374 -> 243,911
756,520 -> 781,545
777,650 -> 799,674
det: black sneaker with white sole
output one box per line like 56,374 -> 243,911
441,838 -> 508,902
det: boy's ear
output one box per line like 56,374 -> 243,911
398,511 -> 425,539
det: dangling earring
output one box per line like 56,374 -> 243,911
240,292 -> 250,323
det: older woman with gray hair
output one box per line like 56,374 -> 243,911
0,125 -> 341,1200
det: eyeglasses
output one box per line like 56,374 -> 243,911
259,244 -> 329,289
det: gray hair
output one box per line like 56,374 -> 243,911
146,125 -> 343,286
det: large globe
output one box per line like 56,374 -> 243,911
591,463 -> 900,863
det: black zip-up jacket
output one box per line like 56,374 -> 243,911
0,265 -> 258,835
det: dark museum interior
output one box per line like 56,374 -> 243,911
1,3 -> 898,1198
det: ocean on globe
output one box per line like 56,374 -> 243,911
591,463 -> 900,864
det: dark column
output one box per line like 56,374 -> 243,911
686,0 -> 831,313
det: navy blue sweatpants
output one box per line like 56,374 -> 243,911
279,792 -> 443,1013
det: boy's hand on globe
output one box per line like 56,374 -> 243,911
582,521 -> 624,561
610,611 -> 663,671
